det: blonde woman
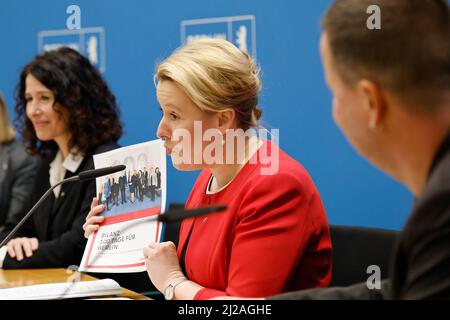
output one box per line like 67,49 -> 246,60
0,95 -> 38,233
84,39 -> 332,299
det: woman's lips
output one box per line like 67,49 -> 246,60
33,120 -> 49,128
164,144 -> 172,155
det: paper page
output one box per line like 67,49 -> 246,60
79,139 -> 167,273
0,279 -> 122,300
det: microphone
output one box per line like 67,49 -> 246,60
156,204 -> 227,222
78,165 -> 125,181
0,165 -> 126,247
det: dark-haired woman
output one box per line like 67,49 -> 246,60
0,47 -> 122,269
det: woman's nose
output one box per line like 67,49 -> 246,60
156,118 -> 171,140
26,100 -> 41,117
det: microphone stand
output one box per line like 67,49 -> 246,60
0,173 -> 227,247
0,176 -> 80,247
0,165 -> 126,247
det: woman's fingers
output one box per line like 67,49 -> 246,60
164,241 -> 176,250
22,239 -> 33,258
83,216 -> 105,235
13,240 -> 24,261
6,238 -> 40,260
143,242 -> 174,260
90,197 -> 99,210
86,216 -> 105,225
143,243 -> 158,259
7,240 -> 16,258
143,246 -> 150,259
86,204 -> 105,220
84,224 -> 100,238
30,238 -> 39,251
147,242 -> 158,249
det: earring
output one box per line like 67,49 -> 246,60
221,135 -> 226,145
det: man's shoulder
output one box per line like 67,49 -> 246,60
404,147 -> 450,242
418,146 -> 450,213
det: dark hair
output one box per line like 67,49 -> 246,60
15,47 -> 123,156
322,0 -> 450,112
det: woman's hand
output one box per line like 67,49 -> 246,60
82,197 -> 105,238
7,237 -> 39,261
143,241 -> 185,293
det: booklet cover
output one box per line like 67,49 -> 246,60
79,139 -> 166,273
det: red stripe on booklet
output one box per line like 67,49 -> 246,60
101,206 -> 161,226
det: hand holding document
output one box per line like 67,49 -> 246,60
80,139 -> 167,273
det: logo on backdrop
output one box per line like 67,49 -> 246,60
37,27 -> 106,73
181,15 -> 256,58
36,5 -> 105,72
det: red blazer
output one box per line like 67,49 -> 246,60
177,139 -> 332,299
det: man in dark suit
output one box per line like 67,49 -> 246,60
111,178 -> 118,206
269,0 -> 450,300
138,171 -> 144,202
146,167 -> 155,201
119,174 -> 126,204
143,167 -> 148,197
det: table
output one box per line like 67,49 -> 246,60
0,268 -> 150,300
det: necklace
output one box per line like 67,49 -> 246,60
208,137 -> 261,193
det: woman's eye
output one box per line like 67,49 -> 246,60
41,96 -> 50,101
159,107 -> 179,120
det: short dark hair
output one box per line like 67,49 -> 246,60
322,0 -> 450,112
15,47 -> 123,156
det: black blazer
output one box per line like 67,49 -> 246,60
0,141 -> 119,269
270,132 -> 450,300
0,139 -> 39,230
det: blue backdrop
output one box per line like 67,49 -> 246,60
0,0 -> 412,230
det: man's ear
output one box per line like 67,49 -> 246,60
217,109 -> 236,132
357,79 -> 387,129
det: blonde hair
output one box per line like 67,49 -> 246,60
156,38 -> 262,130
0,95 -> 15,143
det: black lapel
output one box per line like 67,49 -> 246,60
32,160 -> 54,241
